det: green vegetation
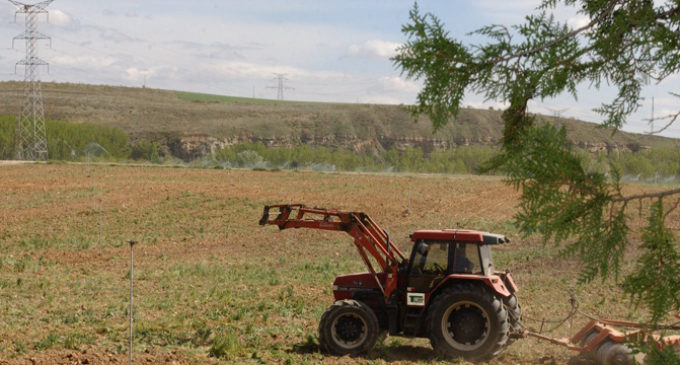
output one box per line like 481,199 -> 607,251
611,148 -> 680,179
47,120 -> 130,161
395,1 -> 680,362
0,115 -> 130,160
213,141 -> 680,180
2,112 -> 679,181
0,116 -> 14,159
130,139 -> 161,163
214,142 -> 502,173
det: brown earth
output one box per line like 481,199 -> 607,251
0,161 -> 31,166
0,348 -> 211,365
0,163 -> 677,364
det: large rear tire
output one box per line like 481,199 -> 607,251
426,283 -> 509,362
318,299 -> 380,356
503,294 -> 522,346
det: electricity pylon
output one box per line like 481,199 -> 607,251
267,73 -> 293,100
10,0 -> 53,161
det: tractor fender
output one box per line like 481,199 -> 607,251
497,272 -> 519,294
429,274 -> 511,304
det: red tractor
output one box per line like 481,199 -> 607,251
259,204 -> 522,362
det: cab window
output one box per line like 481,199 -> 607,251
479,245 -> 495,275
452,243 -> 482,274
411,241 -> 450,275
422,242 -> 449,274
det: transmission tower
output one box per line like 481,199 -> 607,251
546,107 -> 568,128
643,97 -> 655,133
10,0 -> 53,161
546,107 -> 568,119
267,73 -> 293,100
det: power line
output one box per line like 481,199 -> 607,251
267,73 -> 293,100
10,0 -> 53,161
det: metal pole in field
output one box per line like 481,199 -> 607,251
98,202 -> 103,256
128,239 -> 137,365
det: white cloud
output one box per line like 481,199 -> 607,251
655,108 -> 677,118
651,95 -> 680,108
347,40 -> 400,59
93,26 -> 138,43
52,55 -> 116,69
211,61 -> 348,80
49,10 -> 74,27
379,76 -> 420,93
567,15 -> 590,29
1,3 -> 15,23
474,0 -> 540,11
124,67 -> 157,82
471,0 -> 542,23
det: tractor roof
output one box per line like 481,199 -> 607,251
410,229 -> 509,244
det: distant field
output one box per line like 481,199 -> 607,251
176,91 -> 322,106
1,164 -> 677,364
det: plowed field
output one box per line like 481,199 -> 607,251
1,163 -> 677,364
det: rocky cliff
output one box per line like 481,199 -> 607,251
164,133 -> 649,161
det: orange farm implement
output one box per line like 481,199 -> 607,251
525,315 -> 680,365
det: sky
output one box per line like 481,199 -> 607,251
1,0 -> 679,138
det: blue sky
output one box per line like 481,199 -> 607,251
1,0 -> 679,138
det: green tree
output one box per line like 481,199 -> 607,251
394,0 -> 680,359
131,139 -> 160,163
0,116 -> 16,159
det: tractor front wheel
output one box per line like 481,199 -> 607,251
426,284 -> 509,362
318,299 -> 380,356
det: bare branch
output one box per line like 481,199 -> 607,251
664,197 -> 680,220
613,188 -> 680,203
648,111 -> 680,134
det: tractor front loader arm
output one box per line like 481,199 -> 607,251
260,204 -> 350,232
259,204 -> 405,301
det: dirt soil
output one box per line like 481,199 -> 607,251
0,348 -> 215,365
0,163 -> 677,364
0,160 -> 31,166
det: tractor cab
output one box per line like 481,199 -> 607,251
406,230 -> 512,299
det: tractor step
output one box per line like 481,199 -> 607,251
402,308 -> 425,335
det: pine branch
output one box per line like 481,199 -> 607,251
487,1 -> 618,65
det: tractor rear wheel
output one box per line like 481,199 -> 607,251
426,284 -> 509,362
503,294 -> 522,346
318,299 -> 380,356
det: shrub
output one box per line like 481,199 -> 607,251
0,114 -> 131,160
131,139 -> 161,163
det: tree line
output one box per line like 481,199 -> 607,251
1,115 -> 678,179
213,141 -> 680,178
